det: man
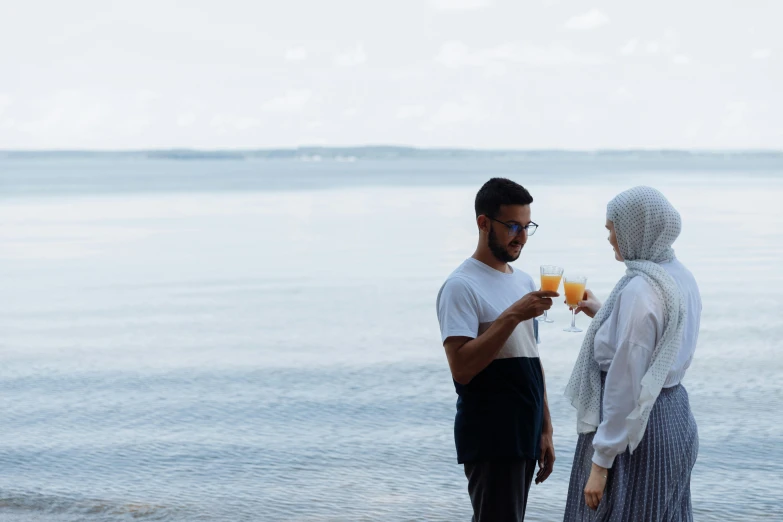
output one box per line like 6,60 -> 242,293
436,178 -> 558,521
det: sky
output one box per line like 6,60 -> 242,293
0,0 -> 780,150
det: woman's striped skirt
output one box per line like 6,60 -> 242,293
563,375 -> 699,522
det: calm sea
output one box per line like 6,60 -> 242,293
1,153 -> 782,521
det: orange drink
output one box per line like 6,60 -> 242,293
563,275 -> 587,333
564,281 -> 586,308
539,265 -> 564,324
540,274 -> 562,293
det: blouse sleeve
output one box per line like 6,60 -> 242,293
592,281 -> 662,468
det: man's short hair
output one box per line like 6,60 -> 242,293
475,178 -> 533,218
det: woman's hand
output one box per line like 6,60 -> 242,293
584,463 -> 608,510
569,289 -> 601,318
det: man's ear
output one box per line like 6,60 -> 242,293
477,215 -> 489,234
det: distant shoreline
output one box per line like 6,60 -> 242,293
1,147 -> 782,161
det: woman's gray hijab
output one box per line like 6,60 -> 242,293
564,186 -> 686,452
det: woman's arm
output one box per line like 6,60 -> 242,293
591,340 -> 654,467
584,283 -> 661,510
591,283 -> 661,468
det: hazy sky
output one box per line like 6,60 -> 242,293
1,0 -> 780,149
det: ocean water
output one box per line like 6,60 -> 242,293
1,153 -> 782,521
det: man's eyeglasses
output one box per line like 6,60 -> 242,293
489,217 -> 538,237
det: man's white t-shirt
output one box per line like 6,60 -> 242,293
437,257 -> 539,352
436,257 -> 544,464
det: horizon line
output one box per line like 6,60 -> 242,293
1,145 -> 782,154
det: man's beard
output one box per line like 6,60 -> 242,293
489,227 -> 522,263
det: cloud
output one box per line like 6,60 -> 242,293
563,9 -> 609,30
428,98 -> 489,126
752,48 -> 772,60
565,112 -> 584,128
436,41 -> 472,67
718,100 -> 752,140
0,94 -> 12,130
334,44 -> 367,67
614,86 -> 633,101
262,89 -> 312,112
430,0 -> 493,10
176,112 -> 197,127
622,31 -> 680,58
18,90 -> 113,138
396,105 -> 427,120
237,119 -> 273,138
673,55 -> 690,65
0,93 -> 11,115
684,121 -> 703,139
285,47 -> 308,61
209,114 -> 261,132
657,29 -> 679,54
209,114 -> 231,134
436,40 -> 607,69
620,39 -> 638,56
136,89 -> 161,105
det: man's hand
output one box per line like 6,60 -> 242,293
505,291 -> 559,323
442,291 -> 555,385
569,289 -> 601,318
584,463 -> 608,510
535,430 -> 555,484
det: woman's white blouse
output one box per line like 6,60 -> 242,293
591,258 -> 702,468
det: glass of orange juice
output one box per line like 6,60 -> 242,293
563,275 -> 587,332
539,265 -> 563,323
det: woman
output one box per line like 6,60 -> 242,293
563,186 -> 701,521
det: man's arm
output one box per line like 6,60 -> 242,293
541,364 -> 552,435
444,314 -> 519,385
443,291 -> 557,385
536,363 -> 556,484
